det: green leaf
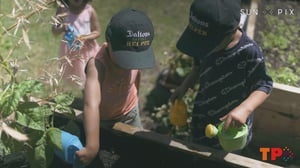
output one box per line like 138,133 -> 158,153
26,136 -> 48,168
18,80 -> 43,94
54,94 -> 74,106
46,127 -> 63,152
16,111 -> 45,131
1,85 -> 21,117
16,104 -> 53,129
45,143 -> 55,168
55,104 -> 74,115
1,80 -> 43,117
0,132 -> 25,154
26,129 -> 44,146
17,101 -> 40,110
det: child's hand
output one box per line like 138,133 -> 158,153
76,35 -> 86,43
75,147 -> 98,166
170,86 -> 186,103
52,13 -> 68,28
69,35 -> 84,51
52,22 -> 69,33
220,105 -> 249,131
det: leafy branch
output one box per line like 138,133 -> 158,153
0,1 -> 81,167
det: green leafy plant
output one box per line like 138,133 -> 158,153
148,50 -> 198,140
258,12 -> 300,87
152,88 -> 197,140
0,78 -> 79,167
0,1 -> 81,167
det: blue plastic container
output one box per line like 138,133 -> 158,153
54,130 -> 84,168
64,25 -> 80,50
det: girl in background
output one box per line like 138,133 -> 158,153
52,0 -> 101,89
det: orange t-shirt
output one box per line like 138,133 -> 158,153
95,52 -> 139,120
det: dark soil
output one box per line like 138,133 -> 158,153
0,152 -> 28,168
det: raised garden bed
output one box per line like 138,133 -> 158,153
1,113 -> 283,168
1,1 -> 299,167
142,0 -> 300,167
241,0 -> 300,167
253,0 -> 300,87
46,116 -> 285,168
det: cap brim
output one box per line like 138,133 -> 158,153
112,46 -> 155,69
176,26 -> 222,58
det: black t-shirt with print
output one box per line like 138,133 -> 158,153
191,29 -> 273,135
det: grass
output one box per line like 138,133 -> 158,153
1,0 -> 193,108
2,0 -> 300,114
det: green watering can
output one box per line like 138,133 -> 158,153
205,122 -> 248,152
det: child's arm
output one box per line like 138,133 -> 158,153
220,90 -> 270,130
78,8 -> 101,41
170,63 -> 200,102
51,8 -> 68,36
76,58 -> 101,165
135,70 -> 141,95
220,41 -> 273,130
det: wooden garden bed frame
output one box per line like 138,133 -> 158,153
56,1 -> 300,167
246,0 -> 300,159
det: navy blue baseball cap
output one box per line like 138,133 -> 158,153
105,8 -> 155,69
176,0 -> 241,58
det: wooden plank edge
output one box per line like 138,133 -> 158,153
113,122 -> 283,168
246,0 -> 258,39
273,83 -> 300,94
